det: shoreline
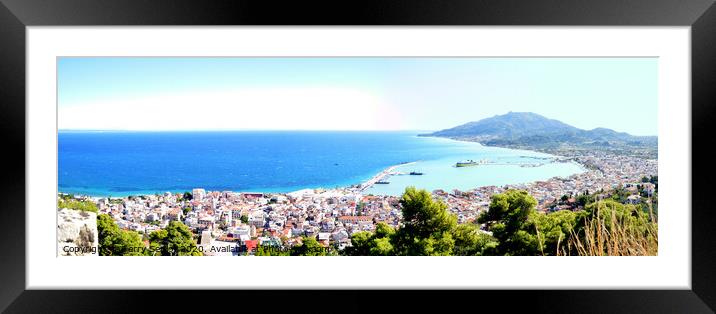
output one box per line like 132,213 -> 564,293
58,134 -> 610,200
59,152 -> 585,200
67,137 -> 658,257
58,161 -> 423,199
425,135 -> 657,160
59,136 -> 599,199
355,161 -> 417,192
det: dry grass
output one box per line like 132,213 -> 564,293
562,202 -> 658,256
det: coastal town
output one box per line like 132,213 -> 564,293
59,148 -> 657,256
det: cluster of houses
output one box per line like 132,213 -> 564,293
81,150 -> 656,255
92,187 -> 402,255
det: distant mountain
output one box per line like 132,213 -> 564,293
420,112 -> 657,157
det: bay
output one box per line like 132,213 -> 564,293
58,131 -> 585,197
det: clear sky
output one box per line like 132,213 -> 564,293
58,57 -> 657,135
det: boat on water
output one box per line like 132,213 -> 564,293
409,171 -> 424,175
375,180 -> 390,184
455,159 -> 487,167
519,163 -> 544,168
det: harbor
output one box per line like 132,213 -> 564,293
453,157 -> 572,168
357,162 -> 417,191
364,154 -> 587,196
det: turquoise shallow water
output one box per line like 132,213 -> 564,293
365,149 -> 585,196
58,131 -> 584,197
365,136 -> 585,195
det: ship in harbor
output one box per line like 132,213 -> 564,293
455,159 -> 487,167
409,171 -> 424,175
375,180 -> 390,184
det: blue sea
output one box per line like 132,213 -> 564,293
58,131 -> 585,197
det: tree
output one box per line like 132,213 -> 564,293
344,231 -> 372,256
528,210 -> 582,256
476,190 -> 657,256
580,200 -> 652,234
240,214 -> 249,224
575,194 -> 594,207
97,214 -> 146,256
255,245 -> 289,256
355,202 -> 367,215
392,187 -> 457,256
343,222 -> 395,256
290,236 -> 330,256
58,199 -> 98,213
477,189 -> 539,255
370,237 -> 394,256
148,221 -> 202,256
451,224 -> 498,256
183,192 -> 193,201
610,187 -> 631,203
374,222 -> 395,238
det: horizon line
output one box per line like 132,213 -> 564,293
58,129 -> 437,132
56,128 -> 659,137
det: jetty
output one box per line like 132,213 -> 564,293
357,161 -> 416,191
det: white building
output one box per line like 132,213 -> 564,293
626,195 -> 642,205
192,188 -> 206,202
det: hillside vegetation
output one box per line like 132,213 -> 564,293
420,112 -> 657,158
341,187 -> 657,256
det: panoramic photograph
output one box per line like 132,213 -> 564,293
56,57 -> 658,256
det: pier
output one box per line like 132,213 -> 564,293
358,162 -> 416,191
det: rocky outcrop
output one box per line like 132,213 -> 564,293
57,208 -> 98,256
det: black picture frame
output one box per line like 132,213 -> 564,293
1,0 -> 714,312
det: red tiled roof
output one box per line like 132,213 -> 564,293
244,239 -> 258,251
337,216 -> 371,222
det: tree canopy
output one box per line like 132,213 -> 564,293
289,236 -> 332,256
476,189 -> 586,256
451,224 -> 498,256
392,187 -> 458,256
343,222 -> 395,256
97,214 -> 146,256
148,221 -> 203,256
255,245 -> 290,256
343,186 -> 656,256
477,189 -> 540,255
343,187 -> 497,256
59,199 -> 98,213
